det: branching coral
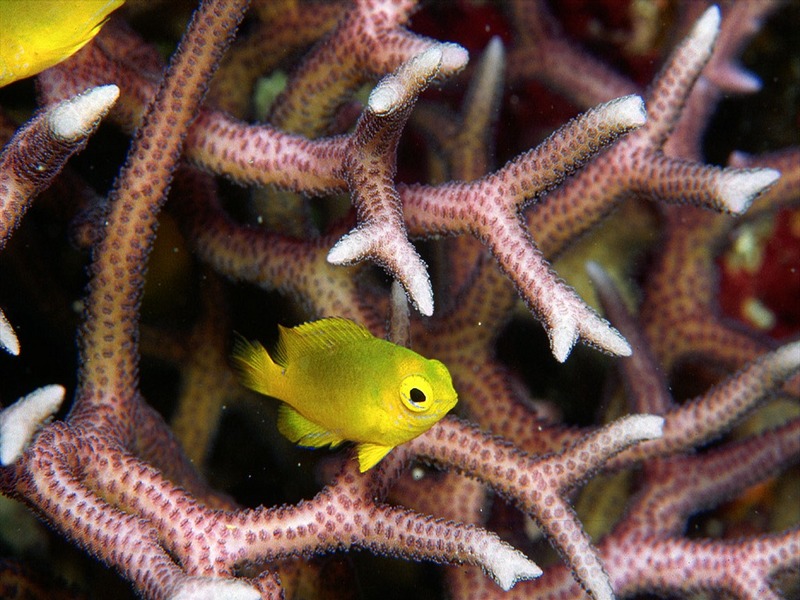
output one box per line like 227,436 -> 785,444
0,0 -> 797,599
0,84 -> 120,356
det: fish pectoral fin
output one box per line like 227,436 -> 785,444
355,443 -> 394,472
277,404 -> 343,448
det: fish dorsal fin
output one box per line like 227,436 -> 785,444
273,317 -> 373,367
355,442 -> 394,472
277,404 -> 344,449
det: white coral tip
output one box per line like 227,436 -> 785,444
582,314 -> 632,360
585,261 -> 612,295
604,94 -> 647,129
772,341 -> 800,374
414,46 -> 445,76
598,328 -> 632,358
549,318 -> 579,363
483,545 -> 542,590
369,84 -> 401,116
169,577 -> 261,600
327,230 -> 370,265
407,272 -> 434,317
49,85 -> 119,141
439,42 -> 469,74
0,308 -> 20,356
723,68 -> 762,94
0,385 -> 65,465
619,414 -> 665,443
484,36 -> 504,62
691,5 -> 721,50
717,168 -> 780,214
370,47 -> 444,115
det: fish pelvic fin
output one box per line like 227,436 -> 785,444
277,404 -> 344,449
355,442 -> 394,472
231,333 -> 278,397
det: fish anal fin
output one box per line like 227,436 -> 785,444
355,442 -> 394,472
277,404 -> 343,448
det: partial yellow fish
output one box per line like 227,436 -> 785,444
233,317 -> 458,472
0,0 -> 124,87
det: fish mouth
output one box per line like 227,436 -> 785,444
442,395 -> 458,412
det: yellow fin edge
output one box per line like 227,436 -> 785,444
231,334 -> 275,397
274,317 -> 372,366
277,405 -> 343,449
356,442 -> 394,472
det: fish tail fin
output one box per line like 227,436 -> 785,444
231,333 -> 277,397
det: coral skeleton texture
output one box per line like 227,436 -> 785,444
0,0 -> 797,599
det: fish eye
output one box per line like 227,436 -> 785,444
400,374 -> 433,412
409,387 -> 426,404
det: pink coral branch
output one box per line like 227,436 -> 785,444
72,0 -> 248,428
506,0 -> 637,107
607,530 -> 800,600
527,6 -> 780,264
403,95 -> 646,359
626,419 -> 800,534
408,414 -> 664,600
590,261 -> 800,466
326,46 -> 467,315
52,415 -> 542,591
267,0 -> 466,134
168,166 -> 384,331
0,86 -> 118,355
640,148 -> 800,381
0,86 -> 118,249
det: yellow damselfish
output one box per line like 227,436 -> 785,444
0,0 -> 124,88
232,317 -> 458,472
